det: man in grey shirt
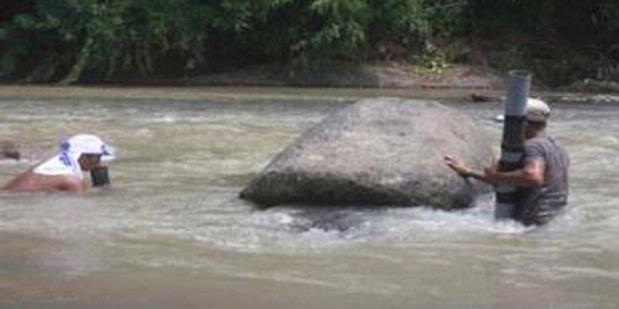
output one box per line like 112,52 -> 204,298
445,98 -> 570,226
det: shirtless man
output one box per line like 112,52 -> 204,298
2,134 -> 115,193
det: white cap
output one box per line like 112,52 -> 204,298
526,98 -> 550,122
60,134 -> 115,161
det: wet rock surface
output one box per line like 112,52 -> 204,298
241,98 -> 494,209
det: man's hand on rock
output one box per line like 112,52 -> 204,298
444,155 -> 472,178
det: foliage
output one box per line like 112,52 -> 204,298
408,41 -> 450,73
0,0 -> 618,85
0,0 -> 267,83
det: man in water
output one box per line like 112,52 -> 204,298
444,98 -> 570,226
1,134 -> 114,193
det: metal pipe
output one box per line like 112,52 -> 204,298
495,70 -> 531,219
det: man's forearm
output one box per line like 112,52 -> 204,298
464,168 -> 540,187
464,170 -> 492,184
492,169 -> 541,187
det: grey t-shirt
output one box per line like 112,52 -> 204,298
516,133 -> 570,225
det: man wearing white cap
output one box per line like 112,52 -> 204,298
445,98 -> 570,226
1,134 -> 115,193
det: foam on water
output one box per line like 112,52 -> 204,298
2,98 -> 619,308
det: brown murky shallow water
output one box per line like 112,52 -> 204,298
1,87 -> 618,308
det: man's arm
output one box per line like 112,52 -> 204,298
444,156 -> 545,187
55,176 -> 86,193
484,158 -> 545,187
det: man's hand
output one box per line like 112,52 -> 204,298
444,156 -> 472,178
445,156 -> 495,184
482,166 -> 498,184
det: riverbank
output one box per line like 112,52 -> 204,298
185,62 -> 503,89
0,84 -> 501,103
2,84 -> 619,105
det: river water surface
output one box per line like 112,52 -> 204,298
1,94 -> 618,308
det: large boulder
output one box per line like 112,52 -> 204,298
240,98 -> 494,209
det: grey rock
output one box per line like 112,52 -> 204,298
240,98 -> 494,209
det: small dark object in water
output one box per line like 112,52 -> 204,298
1,141 -> 20,160
471,93 -> 501,102
1,150 -> 20,160
91,166 -> 110,187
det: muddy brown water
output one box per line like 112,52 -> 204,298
1,91 -> 618,308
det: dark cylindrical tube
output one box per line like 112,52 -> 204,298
91,166 -> 111,187
495,70 -> 531,219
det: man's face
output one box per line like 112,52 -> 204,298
78,154 -> 102,171
525,122 -> 534,138
525,121 -> 545,139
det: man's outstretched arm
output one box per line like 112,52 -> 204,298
444,156 -> 545,187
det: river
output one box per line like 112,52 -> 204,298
1,91 -> 618,308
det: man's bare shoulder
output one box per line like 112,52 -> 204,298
3,172 -> 84,193
55,175 -> 85,193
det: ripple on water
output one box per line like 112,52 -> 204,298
1,99 -> 619,307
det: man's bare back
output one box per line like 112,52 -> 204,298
1,134 -> 114,194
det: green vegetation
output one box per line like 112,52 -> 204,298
1,0 -> 618,87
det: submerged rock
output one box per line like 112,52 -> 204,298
1,141 -> 20,160
240,98 -> 494,209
